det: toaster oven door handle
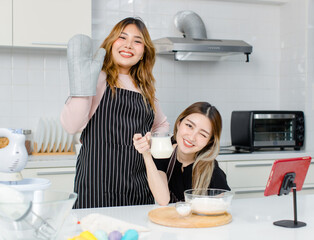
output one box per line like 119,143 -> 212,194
235,163 -> 273,168
253,113 -> 296,119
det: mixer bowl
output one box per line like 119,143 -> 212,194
184,188 -> 233,216
0,190 -> 77,240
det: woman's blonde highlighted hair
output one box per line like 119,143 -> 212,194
99,17 -> 156,111
173,102 -> 222,189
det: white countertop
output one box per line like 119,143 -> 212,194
59,193 -> 314,240
217,150 -> 313,161
25,155 -> 77,168
24,150 -> 314,169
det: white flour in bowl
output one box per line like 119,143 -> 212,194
190,197 -> 229,215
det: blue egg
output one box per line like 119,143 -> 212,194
94,230 -> 108,240
121,229 -> 139,240
108,230 -> 122,240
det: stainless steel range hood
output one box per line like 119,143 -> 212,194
153,11 -> 253,62
153,37 -> 252,62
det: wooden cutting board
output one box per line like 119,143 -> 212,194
148,206 -> 232,228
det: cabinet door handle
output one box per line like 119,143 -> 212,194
31,42 -> 67,46
234,189 -> 265,194
37,171 -> 75,176
235,163 -> 273,168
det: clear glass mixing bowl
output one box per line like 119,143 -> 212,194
0,190 -> 77,240
184,188 -> 233,216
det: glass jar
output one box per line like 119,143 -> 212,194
23,129 -> 32,155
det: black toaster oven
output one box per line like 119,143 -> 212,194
231,111 -> 305,152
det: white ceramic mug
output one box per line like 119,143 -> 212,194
150,132 -> 173,159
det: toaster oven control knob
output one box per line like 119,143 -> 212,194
297,116 -> 304,123
297,134 -> 304,142
297,125 -> 304,132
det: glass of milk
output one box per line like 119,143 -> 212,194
150,132 -> 173,159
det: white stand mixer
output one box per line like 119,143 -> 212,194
0,128 -> 51,201
0,128 -> 28,181
0,129 -> 58,239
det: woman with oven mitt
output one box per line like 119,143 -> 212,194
61,17 -> 169,208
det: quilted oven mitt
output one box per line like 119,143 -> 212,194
67,34 -> 106,96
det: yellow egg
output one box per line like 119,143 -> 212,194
80,231 -> 98,240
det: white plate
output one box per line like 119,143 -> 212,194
60,127 -> 68,152
42,118 -> 50,152
34,118 -> 45,152
66,134 -> 74,152
48,118 -> 56,152
54,119 -> 63,151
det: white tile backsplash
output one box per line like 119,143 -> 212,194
12,69 -> 28,85
28,85 -> 44,101
0,69 -> 12,84
45,70 -> 61,86
0,0 -> 313,152
29,52 -> 44,70
28,69 -> 44,86
0,101 -> 12,117
12,50 -> 28,69
11,85 -> 28,101
44,53 -> 61,70
0,49 -> 12,69
11,101 -> 28,117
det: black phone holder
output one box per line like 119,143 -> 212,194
273,172 -> 306,228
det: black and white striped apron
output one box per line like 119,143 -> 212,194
73,84 -> 155,208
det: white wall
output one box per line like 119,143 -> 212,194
1,0 -> 311,150
280,0 -> 314,151
0,48 -> 68,129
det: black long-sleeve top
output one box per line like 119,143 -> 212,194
154,158 -> 231,203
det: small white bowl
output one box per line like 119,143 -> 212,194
175,201 -> 192,217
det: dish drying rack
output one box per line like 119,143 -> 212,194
32,142 -> 75,156
31,117 -> 77,156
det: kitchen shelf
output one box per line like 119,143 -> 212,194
205,0 -> 289,5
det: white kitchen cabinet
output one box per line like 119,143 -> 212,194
302,162 -> 314,193
221,157 -> 314,198
0,0 -> 12,46
217,161 -> 227,174
227,160 -> 273,189
22,167 -> 76,192
12,0 -> 91,48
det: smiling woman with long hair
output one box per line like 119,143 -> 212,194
133,102 -> 230,205
61,17 -> 169,208
100,18 -> 156,110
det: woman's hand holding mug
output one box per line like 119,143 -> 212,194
133,132 -> 173,159
133,132 -> 151,154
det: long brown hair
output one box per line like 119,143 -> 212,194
173,102 -> 222,189
99,17 -> 156,110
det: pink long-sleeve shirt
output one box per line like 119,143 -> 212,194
60,71 -> 169,134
